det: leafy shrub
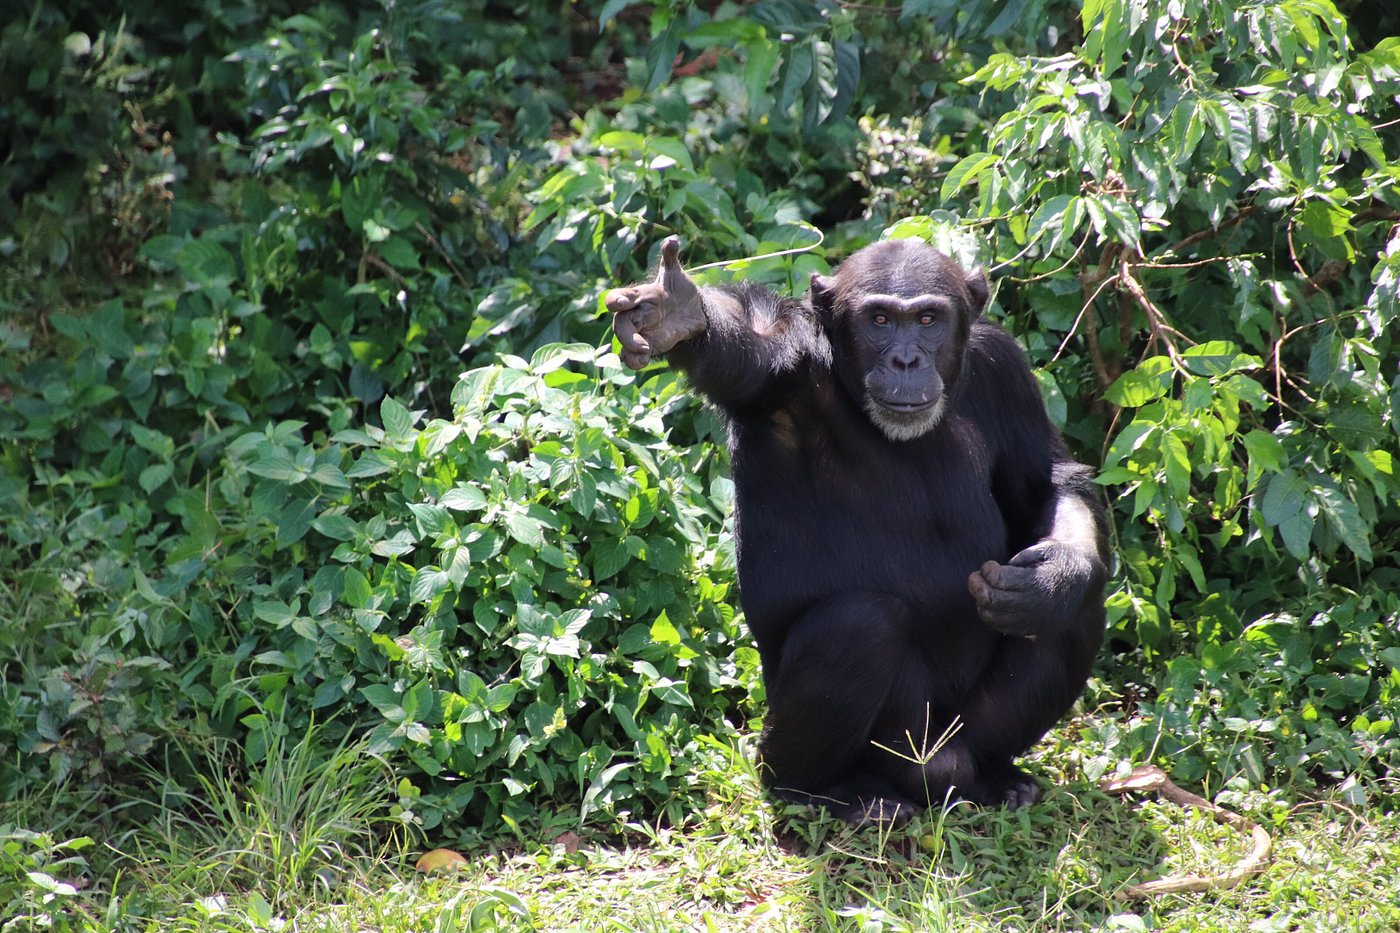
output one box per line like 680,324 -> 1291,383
0,829 -> 94,932
928,0 -> 1400,787
220,344 -> 753,830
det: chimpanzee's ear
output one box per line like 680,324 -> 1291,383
965,268 -> 990,319
810,272 -> 838,323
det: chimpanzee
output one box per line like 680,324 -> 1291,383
605,236 -> 1107,825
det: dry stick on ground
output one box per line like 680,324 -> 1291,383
1101,765 -> 1273,898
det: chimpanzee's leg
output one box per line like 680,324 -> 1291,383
758,592 -> 927,825
949,609 -> 1103,807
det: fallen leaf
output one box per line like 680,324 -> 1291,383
415,848 -> 468,873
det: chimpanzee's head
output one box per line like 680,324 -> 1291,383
811,239 -> 989,441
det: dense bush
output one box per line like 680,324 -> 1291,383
222,345 -> 749,829
934,0 -> 1400,788
1,0 -> 1397,857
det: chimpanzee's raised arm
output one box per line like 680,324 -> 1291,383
605,237 -> 821,409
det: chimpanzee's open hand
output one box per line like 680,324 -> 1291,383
605,236 -> 708,369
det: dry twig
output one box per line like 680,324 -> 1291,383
1101,765 -> 1272,898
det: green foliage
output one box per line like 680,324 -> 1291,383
222,345 -> 750,829
0,829 -> 94,932
140,718 -> 400,907
0,0 -> 640,812
918,0 -> 1400,788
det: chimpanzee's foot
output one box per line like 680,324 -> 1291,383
966,761 -> 1043,809
825,792 -> 919,827
773,778 -> 919,827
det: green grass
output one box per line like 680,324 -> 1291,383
5,722 -> 1399,933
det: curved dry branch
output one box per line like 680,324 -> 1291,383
1101,764 -> 1272,898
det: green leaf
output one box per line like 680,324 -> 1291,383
312,513 -> 359,541
1315,486 -> 1373,562
309,462 -> 350,488
253,600 -> 296,628
26,872 -> 77,897
139,462 -> 173,493
645,16 -> 682,91
592,538 -> 631,581
830,40 -> 861,119
372,529 -> 418,558
570,473 -> 598,517
341,176 -> 377,231
381,396 -> 414,439
361,684 -> 405,719
1241,430 -> 1286,475
1277,508 -> 1314,560
649,611 -> 681,646
378,235 -> 421,269
1297,200 -> 1352,239
1027,195 -> 1081,249
1260,471 -> 1308,528
1162,433 -> 1191,500
1105,357 -> 1173,407
349,363 -> 385,403
441,485 -> 488,511
529,342 -> 598,374
130,424 -> 175,458
986,0 -> 1029,36
1081,0 -> 1105,37
504,510 -> 546,548
1296,200 -> 1355,262
744,38 -> 780,114
411,567 -> 450,603
347,451 -> 393,478
777,42 -> 814,113
78,300 -> 136,359
1181,341 -> 1259,376
176,238 -> 236,285
1093,195 -> 1141,250
598,0 -> 639,28
247,447 -> 308,483
408,502 -> 453,537
343,567 -> 373,609
941,152 -> 999,203
276,498 -> 318,549
645,137 -> 693,172
595,130 -> 647,153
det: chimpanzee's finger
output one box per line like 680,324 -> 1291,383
607,282 -> 667,314
621,348 -> 652,369
976,560 -> 1037,593
605,288 -> 639,313
1007,542 -> 1054,567
659,236 -> 682,273
613,311 -> 652,356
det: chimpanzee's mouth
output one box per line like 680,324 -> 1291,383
880,398 -> 937,413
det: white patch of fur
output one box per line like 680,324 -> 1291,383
1049,494 -> 1099,552
864,396 -> 947,441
